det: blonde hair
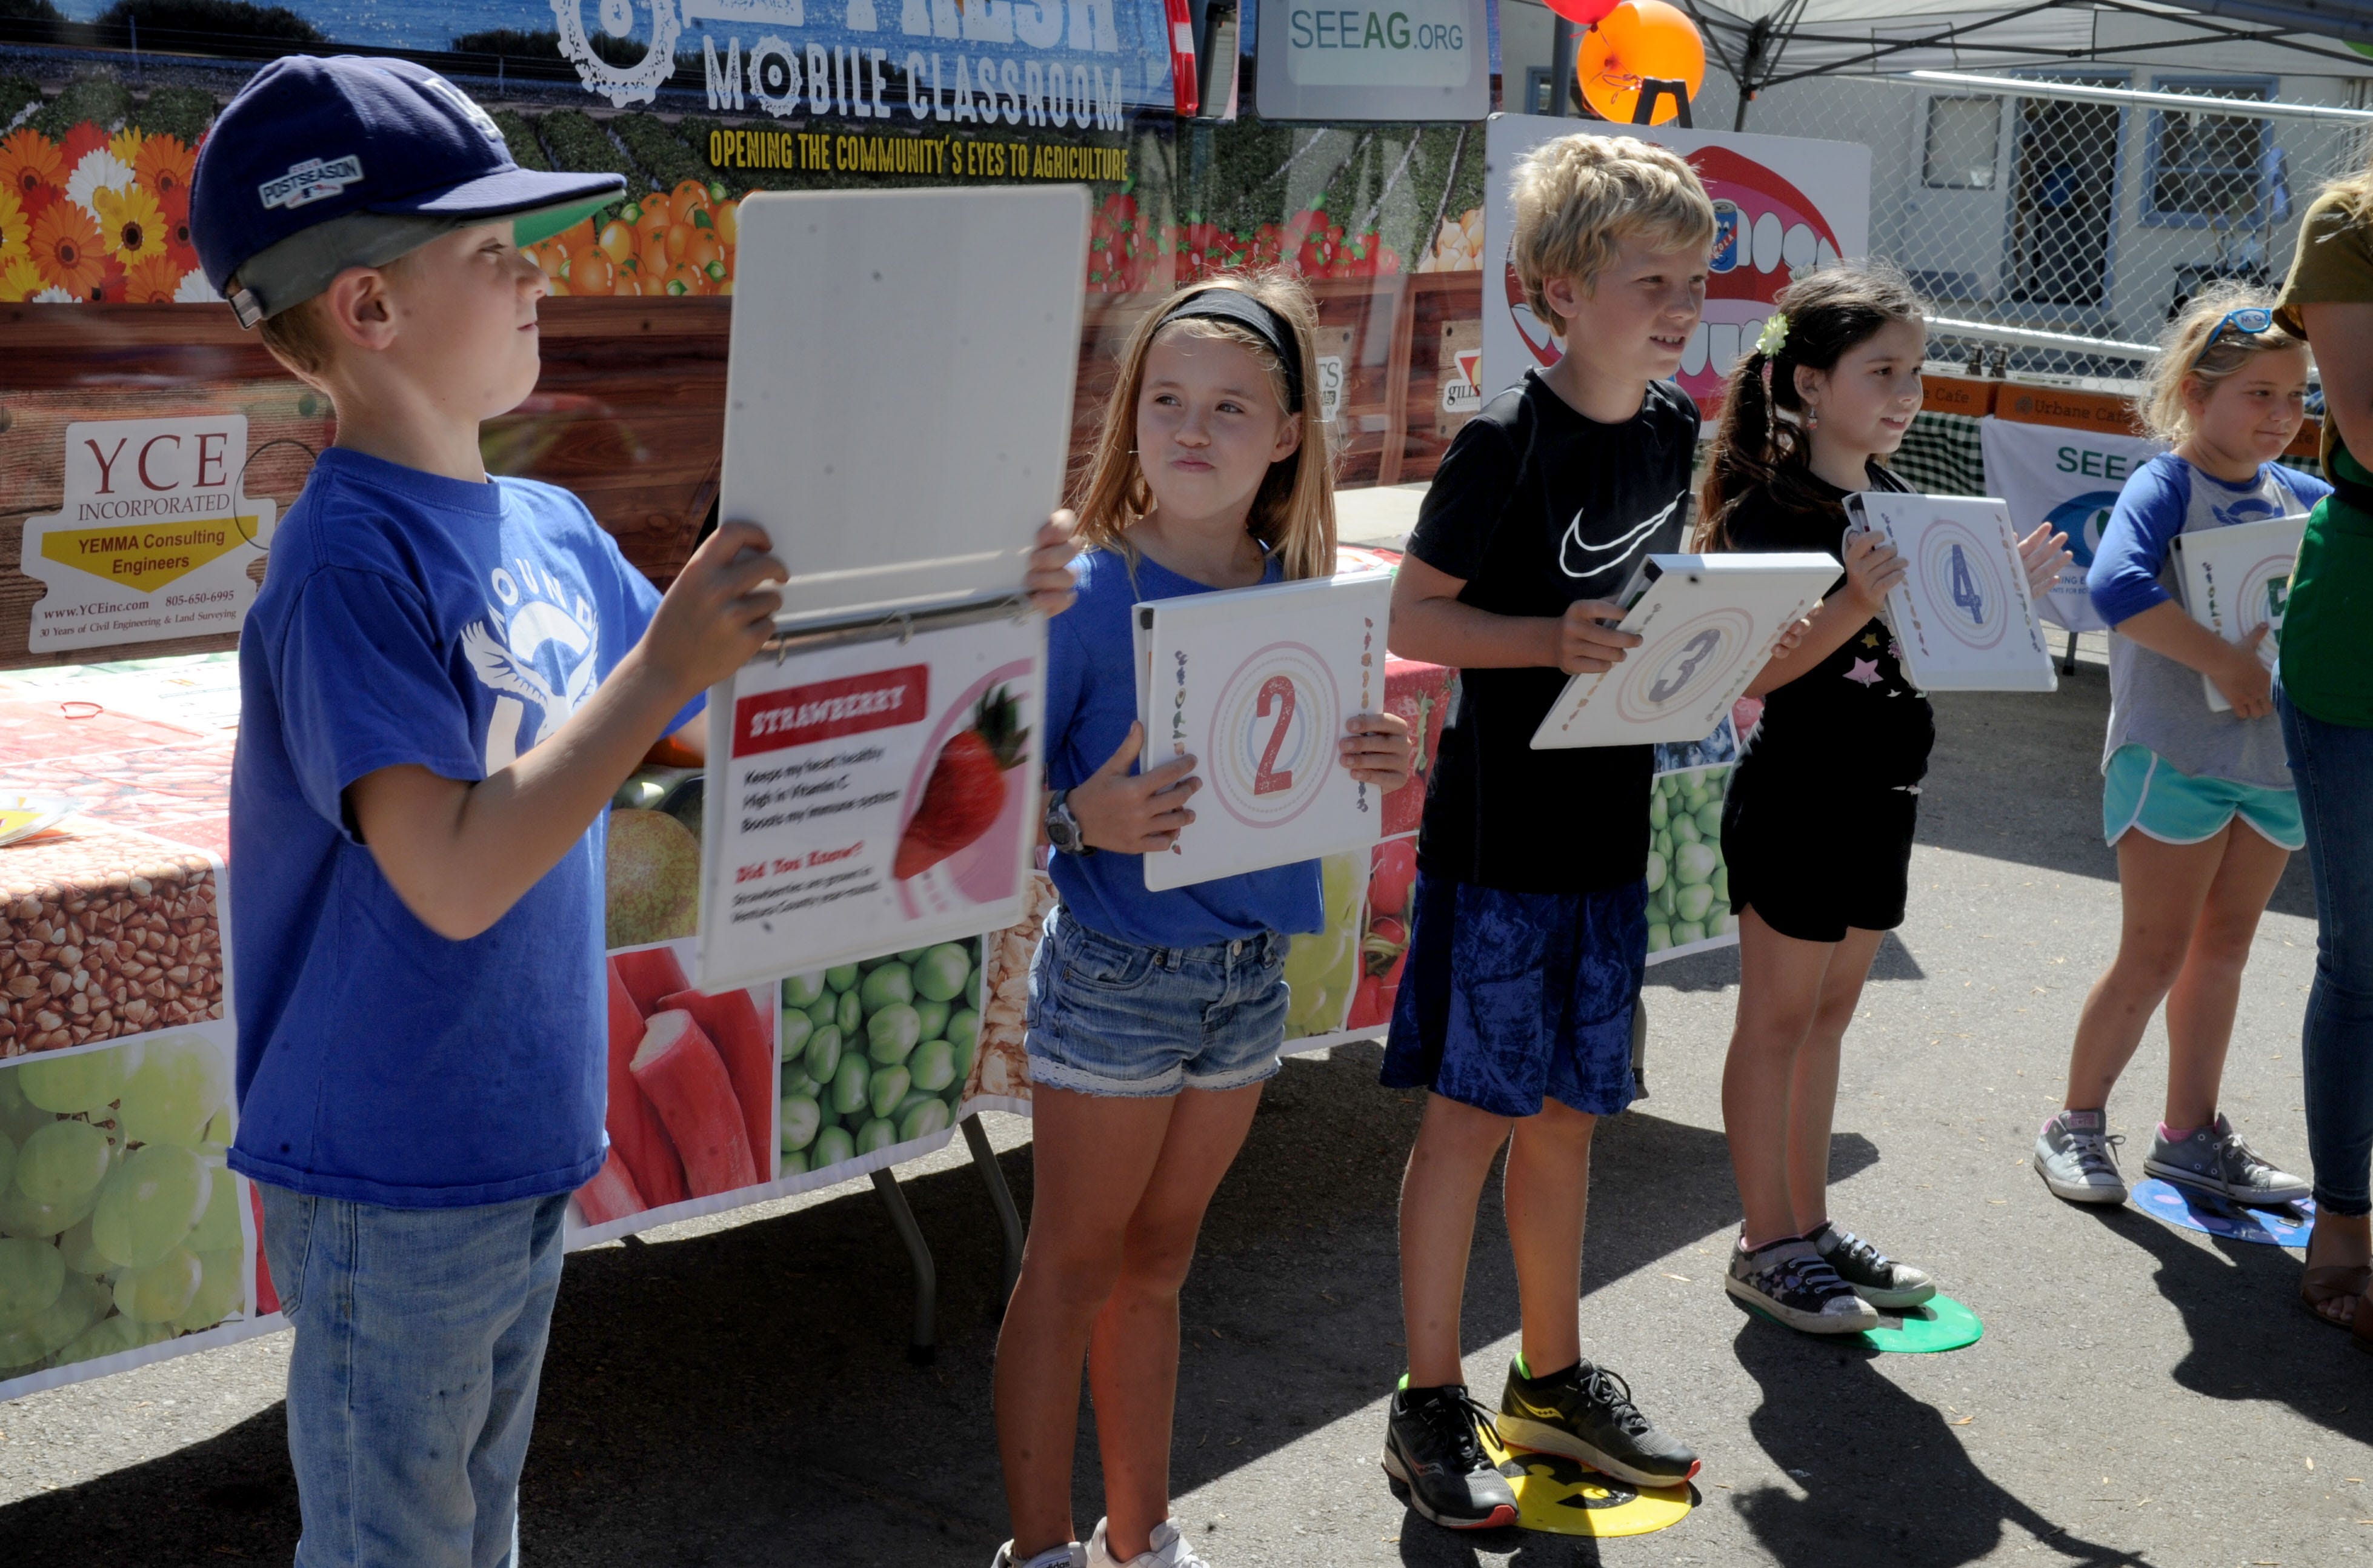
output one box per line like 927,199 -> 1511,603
253,292 -> 338,378
242,248 -> 424,380
1509,133 -> 1716,334
2142,282 -> 2306,445
1071,273 -> 1337,583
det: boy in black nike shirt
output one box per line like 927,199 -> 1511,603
1379,133 -> 1717,1528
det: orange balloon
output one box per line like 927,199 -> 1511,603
1577,0 -> 1705,125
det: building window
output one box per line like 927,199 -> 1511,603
1923,96 -> 2000,189
1524,65 -> 1560,116
2145,76 -> 2275,227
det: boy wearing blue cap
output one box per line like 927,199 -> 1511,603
190,56 -> 1073,1568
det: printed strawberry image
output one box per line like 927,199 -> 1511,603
894,685 -> 1028,880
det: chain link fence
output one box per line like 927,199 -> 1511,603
1693,70 -> 2373,386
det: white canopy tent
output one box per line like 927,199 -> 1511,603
1673,0 -> 2373,127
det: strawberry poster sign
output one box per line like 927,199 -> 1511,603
696,611 -> 1046,989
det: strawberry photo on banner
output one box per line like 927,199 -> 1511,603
696,613 -> 1045,991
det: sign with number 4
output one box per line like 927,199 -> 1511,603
1134,572 -> 1394,891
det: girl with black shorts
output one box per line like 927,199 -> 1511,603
1695,265 -> 2069,1334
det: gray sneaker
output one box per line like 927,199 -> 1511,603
2034,1109 -> 2127,1204
2143,1113 -> 2311,1206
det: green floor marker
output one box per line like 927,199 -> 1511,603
1857,1293 -> 1983,1354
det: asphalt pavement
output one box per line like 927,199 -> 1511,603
4,647 -> 2366,1567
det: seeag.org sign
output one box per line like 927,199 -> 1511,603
1257,0 -> 1488,119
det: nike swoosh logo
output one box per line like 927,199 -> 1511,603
1560,491 -> 1683,583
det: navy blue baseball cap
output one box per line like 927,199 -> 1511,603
190,56 -> 625,327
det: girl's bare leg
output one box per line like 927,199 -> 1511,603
2063,829 -> 2228,1114
1087,1082 -> 1265,1561
2161,826 -> 2289,1128
1783,927 -> 1886,1234
994,1086 -> 1181,1562
1724,909 -> 1836,1247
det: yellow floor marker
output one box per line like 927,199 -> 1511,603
1483,1433 -> 1695,1538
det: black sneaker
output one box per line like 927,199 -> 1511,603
1496,1357 -> 1700,1489
1381,1383 -> 1519,1530
1806,1220 -> 1936,1310
1725,1235 -> 1880,1334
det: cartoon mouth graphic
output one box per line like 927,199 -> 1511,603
1502,144 -> 1846,402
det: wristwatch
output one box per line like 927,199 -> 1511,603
1044,788 -> 1095,857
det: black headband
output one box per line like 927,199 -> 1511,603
1154,287 -> 1306,414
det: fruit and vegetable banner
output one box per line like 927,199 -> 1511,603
1480,116 -> 1872,422
0,654 -> 263,1403
0,1026 -> 268,1402
1644,711 -> 1746,963
567,932 -> 994,1245
695,612 -> 1043,990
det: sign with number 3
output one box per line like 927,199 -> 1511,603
1135,572 -> 1394,891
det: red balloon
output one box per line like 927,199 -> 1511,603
1543,0 -> 1621,23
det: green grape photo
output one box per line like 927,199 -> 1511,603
0,1029 -> 253,1392
1646,765 -> 1736,957
776,937 -> 983,1182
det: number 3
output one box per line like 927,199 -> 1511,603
1253,675 -> 1296,796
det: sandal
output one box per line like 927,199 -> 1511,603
2301,1264 -> 2371,1329
2357,1286 -> 2373,1357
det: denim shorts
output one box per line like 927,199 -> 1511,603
1025,906 -> 1290,1097
1379,871 -> 1646,1119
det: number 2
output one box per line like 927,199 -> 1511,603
1254,675 -> 1296,796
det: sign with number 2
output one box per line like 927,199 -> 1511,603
1136,573 -> 1393,891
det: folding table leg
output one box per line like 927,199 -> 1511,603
870,1167 -> 937,1364
963,1113 -> 1026,1314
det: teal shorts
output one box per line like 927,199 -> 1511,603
2102,744 -> 2303,851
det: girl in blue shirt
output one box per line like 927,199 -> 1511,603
2037,287 -> 2328,1214
990,277 -> 1414,1568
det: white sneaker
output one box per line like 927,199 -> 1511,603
991,1543 -> 1086,1568
1086,1517 -> 1210,1568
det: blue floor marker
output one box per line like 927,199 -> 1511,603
2132,1177 -> 2313,1247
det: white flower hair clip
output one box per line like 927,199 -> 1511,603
1755,314 -> 1790,357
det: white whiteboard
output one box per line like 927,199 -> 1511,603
722,186 -> 1089,629
1848,493 -> 2057,694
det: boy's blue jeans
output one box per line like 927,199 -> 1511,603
2277,681 -> 2373,1218
259,1183 -> 568,1568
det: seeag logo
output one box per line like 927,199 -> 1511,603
2045,490 -> 2119,568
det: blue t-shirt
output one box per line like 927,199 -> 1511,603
1042,546 -> 1325,948
228,448 -> 687,1208
2087,453 -> 2329,788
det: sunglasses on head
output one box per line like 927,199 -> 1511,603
2192,306 -> 2275,367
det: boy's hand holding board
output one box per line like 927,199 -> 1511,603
1531,554 -> 1839,748
696,186 -> 1090,988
